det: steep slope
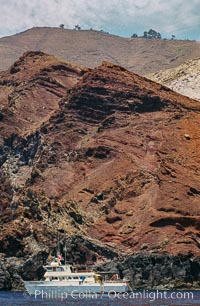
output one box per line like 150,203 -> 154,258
1,27 -> 200,74
0,51 -> 87,139
147,58 -> 200,101
1,53 -> 200,289
41,62 -> 200,256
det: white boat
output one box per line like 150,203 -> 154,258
24,257 -> 130,296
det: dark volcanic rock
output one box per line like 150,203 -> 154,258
99,254 -> 200,289
0,263 -> 12,290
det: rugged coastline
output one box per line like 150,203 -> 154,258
1,250 -> 200,291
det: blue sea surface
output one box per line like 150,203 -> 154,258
0,291 -> 199,306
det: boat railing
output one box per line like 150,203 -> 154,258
104,280 -> 129,283
25,281 -> 44,284
77,270 -> 94,273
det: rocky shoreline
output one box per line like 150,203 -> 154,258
1,252 -> 200,291
101,253 -> 200,290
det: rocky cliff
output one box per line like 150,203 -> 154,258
0,52 -> 200,290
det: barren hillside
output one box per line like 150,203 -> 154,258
1,27 -> 200,74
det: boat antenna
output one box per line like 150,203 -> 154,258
63,240 -> 67,265
56,231 -> 61,257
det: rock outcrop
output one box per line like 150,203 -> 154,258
99,254 -> 200,289
147,58 -> 200,101
0,52 -> 200,290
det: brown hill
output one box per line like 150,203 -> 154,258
147,58 -> 200,101
1,27 -> 200,74
1,52 -> 200,289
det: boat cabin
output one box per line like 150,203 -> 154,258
43,259 -> 96,284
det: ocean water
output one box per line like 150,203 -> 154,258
0,291 -> 199,306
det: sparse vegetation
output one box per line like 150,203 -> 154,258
57,25 -> 193,41
131,29 -> 194,41
131,33 -> 138,38
74,24 -> 81,30
143,29 -> 162,39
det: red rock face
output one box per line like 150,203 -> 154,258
0,52 -> 200,260
0,51 -> 87,138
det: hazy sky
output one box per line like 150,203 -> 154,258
0,0 -> 199,40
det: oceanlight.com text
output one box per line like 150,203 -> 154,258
108,290 -> 193,301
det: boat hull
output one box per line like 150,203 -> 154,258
24,281 -> 129,296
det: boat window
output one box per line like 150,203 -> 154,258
46,267 -> 52,271
68,277 -> 72,279
52,277 -> 59,280
56,267 -> 63,271
73,277 -> 79,279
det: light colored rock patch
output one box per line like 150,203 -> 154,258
147,58 -> 200,101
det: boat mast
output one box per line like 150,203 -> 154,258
63,241 -> 67,265
57,231 -> 61,257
